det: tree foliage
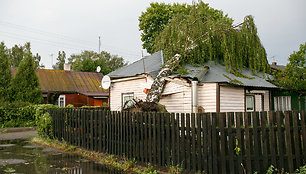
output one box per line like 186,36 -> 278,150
11,47 -> 43,104
68,50 -> 127,74
8,42 -> 45,69
151,2 -> 268,74
0,42 -> 12,102
139,2 -> 191,54
274,42 -> 306,92
53,51 -> 66,70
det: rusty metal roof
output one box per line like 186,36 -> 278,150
12,68 -> 108,95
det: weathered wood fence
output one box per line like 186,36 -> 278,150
49,109 -> 306,173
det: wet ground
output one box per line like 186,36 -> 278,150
0,130 -> 124,174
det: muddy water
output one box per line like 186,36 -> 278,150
0,139 -> 124,174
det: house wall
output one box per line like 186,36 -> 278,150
219,85 -> 245,112
110,76 -> 154,111
160,81 -> 191,113
271,90 -> 305,111
198,83 -> 217,112
51,93 -> 107,107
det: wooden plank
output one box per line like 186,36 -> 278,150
153,112 -> 157,165
161,113 -> 165,166
203,113 -> 209,173
227,112 -> 235,174
140,112 -> 144,163
78,109 -> 81,147
236,112 -> 243,174
301,111 -> 306,164
90,110 -> 94,151
186,113 -> 191,171
165,113 -> 171,166
148,112 -> 153,164
268,111 -> 277,167
219,112 -> 227,174
191,113 -> 196,172
261,111 -> 269,172
253,112 -> 261,173
102,111 -> 106,153
284,111 -> 294,173
211,113 -> 218,174
175,113 -> 180,166
292,110 -> 301,168
244,112 -> 252,173
144,112 -> 148,163
276,111 -> 285,169
196,113 -> 202,172
181,113 -> 186,169
98,111 -> 102,153
157,112 -> 162,166
133,112 -> 137,159
171,113 -> 176,165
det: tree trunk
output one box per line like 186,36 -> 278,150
146,54 -> 181,103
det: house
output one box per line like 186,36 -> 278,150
12,67 -> 109,107
108,51 -> 279,113
269,62 -> 306,111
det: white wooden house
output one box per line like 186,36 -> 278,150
108,51 -> 278,113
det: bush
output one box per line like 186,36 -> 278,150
34,104 -> 59,138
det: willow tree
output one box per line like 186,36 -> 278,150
153,2 -> 269,74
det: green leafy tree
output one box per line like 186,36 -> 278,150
11,47 -> 43,104
0,42 -> 12,102
152,2 -> 268,74
8,42 -> 44,69
274,42 -> 306,91
52,51 -> 66,70
139,2 -> 191,53
68,50 -> 127,74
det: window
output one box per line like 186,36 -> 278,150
246,95 -> 255,112
122,93 -> 134,109
274,96 -> 291,111
56,95 -> 66,107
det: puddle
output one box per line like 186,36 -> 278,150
0,139 -> 125,174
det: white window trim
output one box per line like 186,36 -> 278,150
122,93 -> 134,109
58,95 -> 66,107
246,95 -> 255,112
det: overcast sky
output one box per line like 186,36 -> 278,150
0,0 -> 305,69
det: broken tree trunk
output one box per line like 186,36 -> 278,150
146,54 -> 181,103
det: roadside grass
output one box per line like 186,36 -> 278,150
31,137 -> 167,174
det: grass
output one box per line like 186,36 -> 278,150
31,137 -> 166,173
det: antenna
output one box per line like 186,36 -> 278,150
142,50 -> 146,73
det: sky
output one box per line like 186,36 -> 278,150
0,0 -> 305,69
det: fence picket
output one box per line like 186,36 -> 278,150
48,109 -> 305,173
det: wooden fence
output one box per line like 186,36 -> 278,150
49,109 -> 306,173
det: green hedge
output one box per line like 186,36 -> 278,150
0,104 -> 58,128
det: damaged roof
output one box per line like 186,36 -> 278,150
12,68 -> 108,96
171,62 -> 278,88
108,51 -> 164,79
108,50 -> 277,88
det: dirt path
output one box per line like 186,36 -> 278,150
0,127 -> 37,140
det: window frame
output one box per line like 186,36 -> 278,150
57,95 -> 66,107
274,96 -> 291,111
246,95 -> 255,112
122,93 -> 134,109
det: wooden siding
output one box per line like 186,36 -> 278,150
110,76 -> 153,111
220,86 -> 245,112
198,83 -> 217,112
160,81 -> 191,113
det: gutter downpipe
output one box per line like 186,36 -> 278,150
192,80 -> 198,113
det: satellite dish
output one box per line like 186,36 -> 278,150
101,75 -> 111,89
96,66 -> 101,73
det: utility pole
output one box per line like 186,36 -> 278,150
99,36 -> 101,54
50,53 -> 54,68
